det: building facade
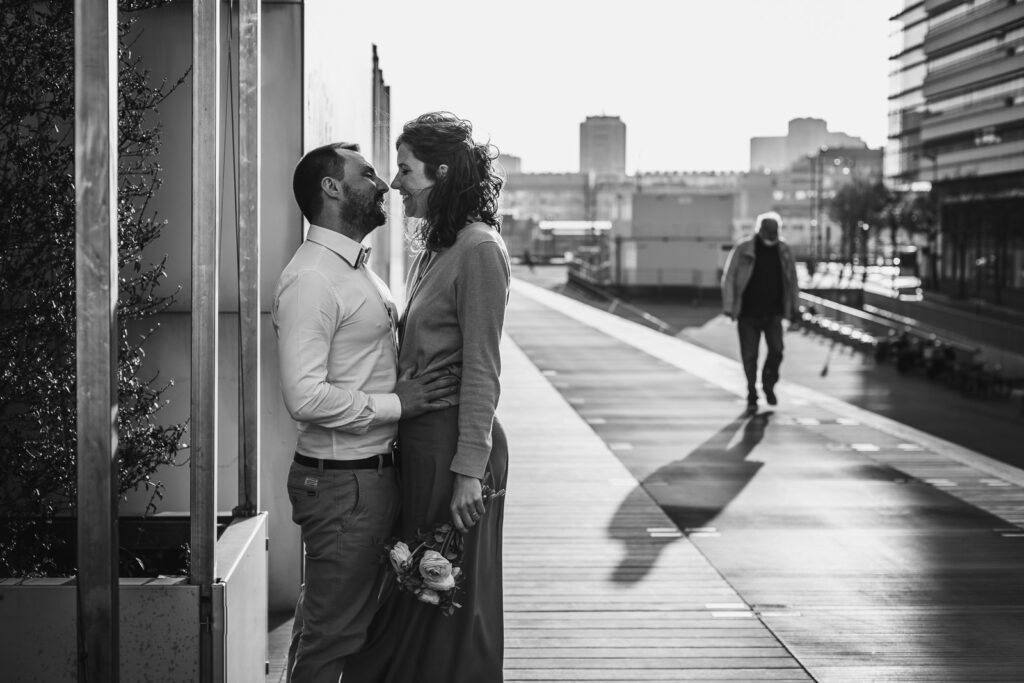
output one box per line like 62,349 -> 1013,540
750,117 -> 868,172
888,0 -> 1024,304
500,172 -> 589,222
497,153 -> 522,175
618,192 -> 735,289
580,115 -> 627,176
770,146 -> 885,261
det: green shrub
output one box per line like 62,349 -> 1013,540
0,0 -> 187,575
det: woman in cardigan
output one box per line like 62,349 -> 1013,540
345,112 -> 510,683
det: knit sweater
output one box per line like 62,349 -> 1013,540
399,223 -> 511,479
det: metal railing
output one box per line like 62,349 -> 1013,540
565,270 -> 675,334
801,293 -> 1024,404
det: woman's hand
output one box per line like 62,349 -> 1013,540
450,474 -> 485,534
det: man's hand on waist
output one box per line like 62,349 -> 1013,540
396,368 -> 460,418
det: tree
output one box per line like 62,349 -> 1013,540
891,191 -> 936,282
828,178 -> 890,268
0,0 -> 187,575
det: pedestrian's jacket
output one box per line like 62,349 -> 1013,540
721,235 -> 800,319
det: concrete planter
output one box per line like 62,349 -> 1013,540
0,513 -> 268,683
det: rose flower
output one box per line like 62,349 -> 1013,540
389,542 -> 412,572
419,550 -> 455,591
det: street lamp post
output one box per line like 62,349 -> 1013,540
808,154 -> 817,262
922,151 -> 941,290
860,220 -> 870,285
816,145 -> 828,262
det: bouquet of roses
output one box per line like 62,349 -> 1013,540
385,485 -> 504,616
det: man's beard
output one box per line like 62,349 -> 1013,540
341,189 -> 387,231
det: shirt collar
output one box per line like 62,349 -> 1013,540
306,225 -> 371,269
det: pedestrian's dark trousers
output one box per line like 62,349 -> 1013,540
737,315 -> 784,401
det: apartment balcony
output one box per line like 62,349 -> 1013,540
936,137 -> 1024,177
921,99 -> 1024,141
924,52 -> 1024,99
924,0 -> 966,12
925,2 -> 1024,55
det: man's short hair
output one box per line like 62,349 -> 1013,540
755,211 -> 782,234
293,142 -> 360,222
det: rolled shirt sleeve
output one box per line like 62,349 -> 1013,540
449,241 -> 511,479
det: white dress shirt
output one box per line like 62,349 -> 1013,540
272,225 -> 402,460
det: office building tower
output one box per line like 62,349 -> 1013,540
580,115 -> 626,176
888,0 -> 1024,300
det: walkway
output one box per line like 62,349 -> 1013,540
269,277 -> 1024,682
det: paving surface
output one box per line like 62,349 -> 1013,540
267,273 -> 1024,682
523,263 -> 1024,472
504,280 -> 1024,682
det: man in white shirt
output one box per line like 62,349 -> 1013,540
274,142 -> 458,683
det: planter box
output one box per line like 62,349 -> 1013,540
0,512 -> 267,683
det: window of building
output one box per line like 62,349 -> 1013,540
928,76 -> 1024,115
975,126 -> 1002,145
928,38 -> 997,73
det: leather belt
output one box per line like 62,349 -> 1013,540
293,451 -> 395,470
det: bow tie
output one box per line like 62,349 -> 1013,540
355,247 -> 371,268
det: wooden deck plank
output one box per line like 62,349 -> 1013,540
504,671 -> 812,681
504,282 -> 1024,683
497,331 -> 808,681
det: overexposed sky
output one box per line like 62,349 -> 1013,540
351,0 -> 899,174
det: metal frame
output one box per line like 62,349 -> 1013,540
73,0 -> 262,677
236,0 -> 262,518
190,0 -> 220,680
74,0 -> 120,680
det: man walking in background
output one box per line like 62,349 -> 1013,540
721,211 -> 800,411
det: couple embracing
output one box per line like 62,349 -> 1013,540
273,112 -> 510,682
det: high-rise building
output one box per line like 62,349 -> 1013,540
497,153 -> 522,175
888,0 -> 1024,301
580,115 -> 626,176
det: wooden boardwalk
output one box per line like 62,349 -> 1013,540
504,281 -> 1024,682
499,338 -> 811,681
267,278 -> 1024,681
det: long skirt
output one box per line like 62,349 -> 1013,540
343,406 -> 509,683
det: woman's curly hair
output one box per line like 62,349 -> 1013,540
397,112 -> 504,251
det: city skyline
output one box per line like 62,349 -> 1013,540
344,0 -> 898,173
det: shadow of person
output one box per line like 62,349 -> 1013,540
607,410 -> 771,584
